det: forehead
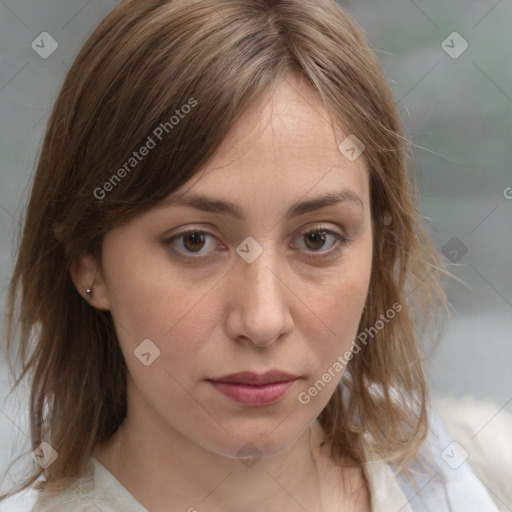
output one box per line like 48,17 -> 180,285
170,74 -> 369,209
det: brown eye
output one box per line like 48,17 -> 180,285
164,226 -> 347,264
182,232 -> 207,252
303,230 -> 329,251
293,227 -> 348,260
164,229 -> 221,261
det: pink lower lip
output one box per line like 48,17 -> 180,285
207,379 -> 297,407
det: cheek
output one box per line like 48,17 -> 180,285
307,242 -> 372,363
311,282 -> 367,363
294,260 -> 371,409
102,244 -> 219,378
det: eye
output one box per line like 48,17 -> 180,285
164,225 -> 348,263
164,228 -> 223,262
293,226 -> 348,260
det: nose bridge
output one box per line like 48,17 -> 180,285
228,238 -> 293,345
240,238 -> 283,307
244,244 -> 281,303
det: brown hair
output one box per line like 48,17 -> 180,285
2,0 -> 451,498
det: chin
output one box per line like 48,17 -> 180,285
201,415 -> 312,462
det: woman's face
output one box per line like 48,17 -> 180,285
89,74 -> 373,460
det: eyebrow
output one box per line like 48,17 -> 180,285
161,189 -> 363,220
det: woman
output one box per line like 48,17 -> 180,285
1,0 -> 503,510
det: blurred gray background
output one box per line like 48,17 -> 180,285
1,0 -> 511,505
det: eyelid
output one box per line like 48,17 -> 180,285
163,226 -> 224,262
296,223 -> 345,239
163,223 -> 349,262
292,224 -> 349,259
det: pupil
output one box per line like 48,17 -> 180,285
184,232 -> 205,252
306,231 -> 326,250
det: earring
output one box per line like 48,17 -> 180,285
86,288 -> 93,298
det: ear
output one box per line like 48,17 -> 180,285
70,253 -> 111,311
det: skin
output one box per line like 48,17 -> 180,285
72,73 -> 373,511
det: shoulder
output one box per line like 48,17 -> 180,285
392,393 -> 511,512
0,461 -> 95,512
31,459 -> 111,512
432,393 -> 512,511
0,458 -> 147,512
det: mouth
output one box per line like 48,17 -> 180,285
206,370 -> 299,407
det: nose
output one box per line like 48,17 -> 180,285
224,244 -> 294,347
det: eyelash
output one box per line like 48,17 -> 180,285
163,225 -> 349,263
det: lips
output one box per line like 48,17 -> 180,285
206,370 -> 299,407
209,370 -> 298,385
